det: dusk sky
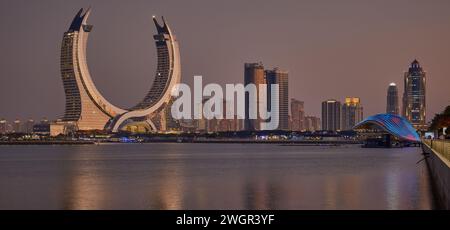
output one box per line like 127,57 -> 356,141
0,0 -> 449,122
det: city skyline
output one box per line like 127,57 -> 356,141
1,0 -> 450,122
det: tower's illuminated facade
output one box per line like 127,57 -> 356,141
402,60 -> 426,130
60,8 -> 125,130
341,97 -> 363,130
108,16 -> 181,132
60,8 -> 181,132
386,83 -> 399,115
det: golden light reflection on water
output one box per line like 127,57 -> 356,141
47,144 -> 437,210
62,147 -> 107,210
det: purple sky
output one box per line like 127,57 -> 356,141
0,0 -> 449,122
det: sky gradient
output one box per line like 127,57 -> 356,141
0,0 -> 449,122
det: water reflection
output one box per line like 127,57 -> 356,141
0,144 -> 436,209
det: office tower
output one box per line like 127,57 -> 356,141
386,83 -> 399,115
322,100 -> 341,131
0,118 -> 6,134
305,116 -> 321,131
244,62 -> 266,131
266,68 -> 289,130
25,119 -> 35,134
341,97 -> 363,130
13,119 -> 21,133
402,59 -> 427,130
291,99 -> 305,131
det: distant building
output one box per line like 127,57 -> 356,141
13,119 -> 21,133
266,68 -> 289,130
322,100 -> 341,131
25,119 -> 35,134
386,83 -> 399,115
402,59 -> 427,130
305,116 -> 321,131
0,118 -> 6,134
341,97 -> 363,130
194,98 -> 241,133
244,62 -> 266,131
291,99 -> 305,131
40,117 -> 49,124
33,124 -> 51,135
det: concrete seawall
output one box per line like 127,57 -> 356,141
423,143 -> 450,209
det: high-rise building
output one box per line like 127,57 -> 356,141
60,8 -> 126,130
25,119 -> 35,134
291,99 -> 305,131
402,59 -> 427,130
244,62 -> 266,131
60,8 -> 181,132
304,116 -> 321,131
386,83 -> 399,115
266,68 -> 289,130
13,119 -> 21,133
322,100 -> 341,131
341,97 -> 363,130
110,16 -> 182,132
0,118 -> 6,134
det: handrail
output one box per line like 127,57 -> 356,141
423,139 -> 450,163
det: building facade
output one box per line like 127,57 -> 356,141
291,99 -> 305,131
322,99 -> 341,131
266,68 -> 289,130
402,60 -> 427,130
60,8 -> 126,130
244,62 -> 266,131
341,97 -> 363,130
0,118 -> 6,134
13,119 -> 21,133
60,8 -> 181,133
305,116 -> 321,131
386,83 -> 399,115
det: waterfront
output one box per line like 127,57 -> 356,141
0,144 -> 436,210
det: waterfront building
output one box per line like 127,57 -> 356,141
13,119 -> 21,133
244,62 -> 266,131
386,83 -> 399,115
341,97 -> 363,130
304,116 -> 321,131
354,113 -> 421,145
25,119 -> 35,134
266,68 -> 289,130
60,8 -> 126,130
109,15 -> 181,133
60,8 -> 181,132
402,59 -> 427,130
0,118 -> 6,134
322,100 -> 341,131
291,99 -> 305,131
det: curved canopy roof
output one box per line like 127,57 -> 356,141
353,114 -> 420,142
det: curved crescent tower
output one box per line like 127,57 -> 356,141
107,16 -> 181,133
60,8 -> 126,130
60,8 -> 181,132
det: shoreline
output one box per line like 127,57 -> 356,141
0,140 -> 362,145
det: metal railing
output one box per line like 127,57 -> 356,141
423,139 -> 450,163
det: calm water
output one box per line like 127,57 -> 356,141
0,143 -> 436,210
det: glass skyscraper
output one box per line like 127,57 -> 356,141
322,99 -> 341,131
341,97 -> 363,130
266,68 -> 289,130
402,60 -> 427,130
386,83 -> 399,115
